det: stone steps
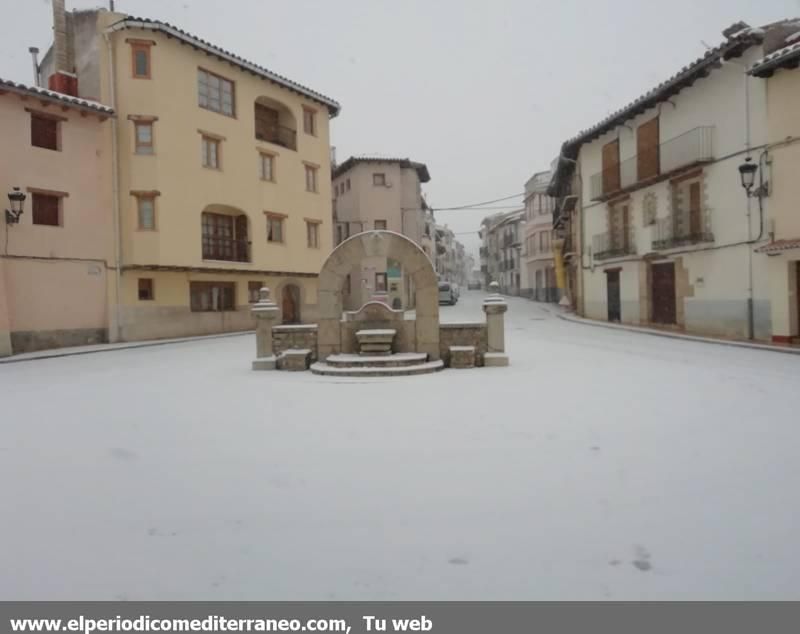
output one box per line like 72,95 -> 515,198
310,359 -> 444,377
324,352 -> 429,368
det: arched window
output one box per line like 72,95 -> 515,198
254,96 -> 297,151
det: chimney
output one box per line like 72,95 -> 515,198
28,47 -> 40,87
48,0 -> 78,96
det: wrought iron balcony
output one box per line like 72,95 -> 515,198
652,215 -> 714,250
256,124 -> 297,151
202,236 -> 251,263
590,126 -> 714,201
592,228 -> 636,260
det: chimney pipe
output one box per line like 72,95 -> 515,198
109,0 -> 115,10
28,47 -> 40,87
52,0 -> 69,73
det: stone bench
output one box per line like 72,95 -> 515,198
278,348 -> 312,371
449,345 -> 476,369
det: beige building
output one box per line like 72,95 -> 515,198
0,79 -> 114,356
549,21 -> 799,341
750,39 -> 800,344
39,4 -> 339,341
521,170 -> 557,301
332,156 -> 431,310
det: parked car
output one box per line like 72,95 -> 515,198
467,281 -> 481,290
438,281 -> 456,305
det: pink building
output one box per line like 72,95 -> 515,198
0,78 -> 114,356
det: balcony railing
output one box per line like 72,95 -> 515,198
590,126 -> 714,201
652,214 -> 714,250
592,227 -> 636,260
256,124 -> 297,151
202,236 -> 250,263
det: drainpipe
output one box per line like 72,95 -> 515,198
559,153 -> 585,316
28,47 -> 40,87
104,30 -> 123,343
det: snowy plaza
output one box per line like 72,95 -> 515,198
2,291 -> 800,600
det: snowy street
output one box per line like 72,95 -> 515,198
2,290 -> 799,600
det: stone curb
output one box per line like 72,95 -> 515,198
0,331 -> 254,365
547,307 -> 800,357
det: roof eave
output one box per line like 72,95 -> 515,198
107,18 -> 341,117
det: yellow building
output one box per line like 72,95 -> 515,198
750,42 -> 800,344
40,5 -> 340,341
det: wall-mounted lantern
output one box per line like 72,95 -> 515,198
5,188 -> 26,224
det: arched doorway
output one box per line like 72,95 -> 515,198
281,284 -> 301,324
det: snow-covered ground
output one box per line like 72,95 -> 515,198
2,291 -> 799,600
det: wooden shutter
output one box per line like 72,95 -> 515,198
602,140 -> 621,194
31,115 -> 58,150
637,117 -> 660,181
689,182 -> 702,237
32,194 -> 60,226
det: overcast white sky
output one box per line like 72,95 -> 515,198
1,0 -> 797,257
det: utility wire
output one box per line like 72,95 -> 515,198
432,192 -> 524,211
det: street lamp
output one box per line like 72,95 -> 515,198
5,188 -> 26,224
738,157 -> 758,195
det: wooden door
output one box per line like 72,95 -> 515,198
602,139 -> 621,194
607,270 -> 621,322
281,285 -> 300,324
637,117 -> 660,181
689,182 -> 702,238
651,262 -> 677,325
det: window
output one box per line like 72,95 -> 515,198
305,164 -> 318,193
32,193 -> 61,226
134,121 -> 154,154
336,221 -> 348,245
197,69 -> 235,117
374,220 -> 387,230
302,107 -> 317,135
136,195 -> 156,230
344,274 -> 351,295
601,139 -> 621,194
248,281 -> 263,303
201,135 -> 221,169
346,178 -> 351,191
373,173 -> 386,186
306,220 -> 320,248
31,113 -> 59,151
375,272 -> 387,292
138,278 -> 154,301
131,42 -> 151,79
267,214 -> 285,243
190,281 -> 236,312
202,212 -> 249,262
260,152 -> 275,182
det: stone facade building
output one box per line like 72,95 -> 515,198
480,209 -> 523,295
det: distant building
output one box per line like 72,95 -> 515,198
332,156 -> 431,309
480,209 -> 524,295
521,170 -> 557,301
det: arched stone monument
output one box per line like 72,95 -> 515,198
316,231 -> 440,360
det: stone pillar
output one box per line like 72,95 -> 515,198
483,281 -> 509,367
252,287 -> 279,370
